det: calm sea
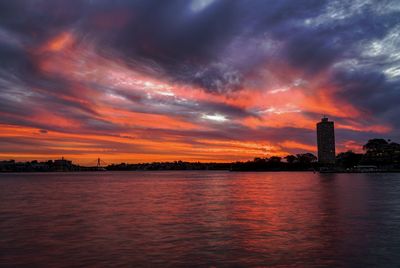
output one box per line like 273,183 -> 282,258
1,171 -> 400,267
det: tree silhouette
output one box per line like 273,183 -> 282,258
296,153 -> 317,164
363,138 -> 388,152
336,151 -> 362,168
284,155 -> 297,164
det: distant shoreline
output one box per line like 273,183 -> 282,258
1,169 -> 400,173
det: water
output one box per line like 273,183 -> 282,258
1,171 -> 400,267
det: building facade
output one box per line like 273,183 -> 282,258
316,117 -> 336,165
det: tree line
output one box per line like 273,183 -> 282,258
336,138 -> 400,169
231,138 -> 400,171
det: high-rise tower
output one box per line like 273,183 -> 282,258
316,117 -> 336,165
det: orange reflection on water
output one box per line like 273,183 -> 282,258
0,171 -> 393,266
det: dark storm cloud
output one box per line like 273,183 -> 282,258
0,1 -> 84,40
107,0 -> 238,60
275,4 -> 400,75
1,0 -> 400,156
267,1 -> 400,134
1,0 -> 399,93
0,43 -> 29,72
90,0 -> 328,92
333,69 -> 391,114
332,68 -> 400,129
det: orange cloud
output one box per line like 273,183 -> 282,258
39,32 -> 75,53
280,140 -> 316,152
1,32 -> 389,164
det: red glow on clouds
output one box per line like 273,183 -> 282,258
0,32 -> 392,164
39,32 -> 75,53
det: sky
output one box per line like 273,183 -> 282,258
0,0 -> 399,165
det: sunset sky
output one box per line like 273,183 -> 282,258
0,0 -> 399,165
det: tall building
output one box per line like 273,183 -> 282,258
316,117 -> 336,165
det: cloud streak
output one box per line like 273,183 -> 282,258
0,0 -> 399,164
